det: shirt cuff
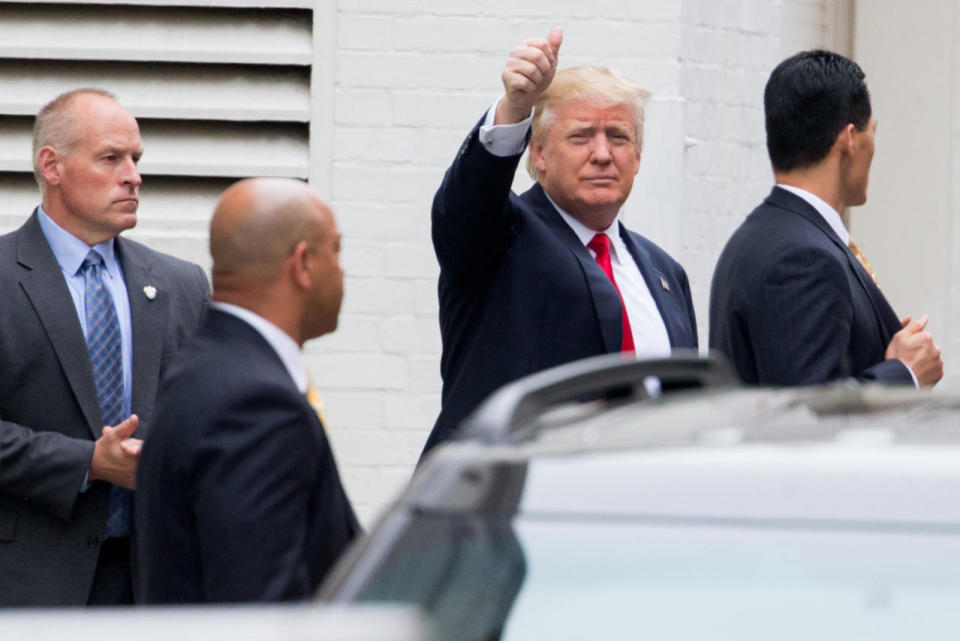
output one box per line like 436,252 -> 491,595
901,360 -> 920,388
478,96 -> 533,157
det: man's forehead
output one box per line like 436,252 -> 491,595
554,100 -> 635,123
74,104 -> 142,149
78,129 -> 142,153
98,141 -> 144,156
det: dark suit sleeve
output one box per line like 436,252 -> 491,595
191,389 -> 318,602
431,120 -> 524,283
188,263 -> 210,307
747,245 -> 909,385
0,420 -> 93,520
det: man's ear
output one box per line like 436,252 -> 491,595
37,146 -> 62,186
290,240 -> 312,290
530,140 -> 547,175
837,123 -> 856,156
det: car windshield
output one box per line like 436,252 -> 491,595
351,512 -> 960,640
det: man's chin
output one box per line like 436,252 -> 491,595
578,191 -> 627,212
111,212 -> 138,233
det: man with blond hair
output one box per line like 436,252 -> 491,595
0,88 -> 208,605
422,28 -> 698,454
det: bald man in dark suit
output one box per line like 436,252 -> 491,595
137,178 -> 359,603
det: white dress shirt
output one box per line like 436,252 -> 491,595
210,302 -> 307,394
477,98 -> 672,358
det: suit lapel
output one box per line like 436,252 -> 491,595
16,212 -> 102,436
208,310 -> 319,423
525,185 -> 622,353
617,225 -> 687,347
767,187 -> 901,337
117,238 -> 168,425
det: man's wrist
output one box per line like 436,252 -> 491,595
896,359 -> 920,388
479,97 -> 533,157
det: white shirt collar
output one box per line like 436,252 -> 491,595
210,301 -> 308,393
775,184 -> 850,245
542,191 -> 624,251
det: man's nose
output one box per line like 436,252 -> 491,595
590,135 -> 612,162
121,158 -> 142,187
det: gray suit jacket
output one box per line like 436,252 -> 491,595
0,210 -> 209,605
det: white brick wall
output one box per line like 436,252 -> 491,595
679,1 -> 784,339
308,0 -> 846,524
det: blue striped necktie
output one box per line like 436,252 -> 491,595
81,250 -> 130,538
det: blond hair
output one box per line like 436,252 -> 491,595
32,88 -> 116,190
526,66 -> 650,181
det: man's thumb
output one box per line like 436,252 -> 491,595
114,414 -> 140,438
547,26 -> 563,56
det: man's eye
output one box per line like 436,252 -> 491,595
568,134 -> 588,143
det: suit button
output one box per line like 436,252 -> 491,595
87,535 -> 100,549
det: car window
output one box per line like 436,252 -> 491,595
352,514 -> 960,640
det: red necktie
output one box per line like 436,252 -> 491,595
587,233 -> 635,352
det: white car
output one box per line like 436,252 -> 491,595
320,353 -> 960,640
0,605 -> 431,640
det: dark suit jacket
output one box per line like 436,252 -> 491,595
136,309 -> 360,603
0,210 -> 209,606
709,186 -> 912,385
423,119 -> 699,454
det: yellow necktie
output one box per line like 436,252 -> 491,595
848,238 -> 879,286
305,372 -> 328,430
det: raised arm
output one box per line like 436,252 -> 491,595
432,28 -> 563,282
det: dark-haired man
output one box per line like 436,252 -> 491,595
709,50 -> 942,386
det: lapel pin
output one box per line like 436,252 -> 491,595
143,285 -> 157,300
659,277 -> 670,292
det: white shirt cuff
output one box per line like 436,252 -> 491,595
478,97 -> 533,157
901,360 -> 920,388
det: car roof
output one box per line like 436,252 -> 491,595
412,383 -> 960,526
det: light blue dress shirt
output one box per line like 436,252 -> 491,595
36,205 -> 133,419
